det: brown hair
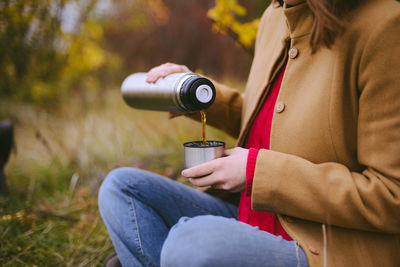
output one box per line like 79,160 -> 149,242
306,0 -> 360,52
277,0 -> 360,52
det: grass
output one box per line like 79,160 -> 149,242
0,88 -> 236,266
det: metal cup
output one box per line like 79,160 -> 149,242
183,141 -> 225,169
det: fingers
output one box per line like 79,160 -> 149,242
168,112 -> 184,119
146,63 -> 190,83
182,159 -> 225,188
183,148 -> 248,192
168,111 -> 197,119
188,176 -> 219,188
181,160 -> 217,178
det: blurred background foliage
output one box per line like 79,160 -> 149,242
0,0 -> 271,105
208,0 -> 261,54
0,1 -> 271,265
2,1 -> 400,265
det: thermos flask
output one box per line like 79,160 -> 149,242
121,72 -> 216,112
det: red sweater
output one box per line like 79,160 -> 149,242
238,64 -> 292,241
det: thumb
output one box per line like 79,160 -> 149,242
224,148 -> 235,156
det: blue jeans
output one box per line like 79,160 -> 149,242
98,167 -> 309,267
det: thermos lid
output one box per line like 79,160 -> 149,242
180,76 -> 216,111
195,85 -> 213,103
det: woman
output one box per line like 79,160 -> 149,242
99,0 -> 400,266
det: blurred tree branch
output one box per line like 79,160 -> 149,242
0,0 -> 270,105
208,0 -> 263,56
0,0 -> 115,105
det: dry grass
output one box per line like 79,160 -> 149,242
0,88 -> 236,266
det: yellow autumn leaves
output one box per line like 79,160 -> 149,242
1,0 -> 260,104
208,0 -> 260,50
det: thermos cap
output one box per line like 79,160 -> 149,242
195,85 -> 213,103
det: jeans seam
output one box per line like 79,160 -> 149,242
129,196 -> 156,267
127,181 -> 217,215
294,241 -> 301,267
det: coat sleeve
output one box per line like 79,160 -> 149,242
251,9 -> 400,233
185,80 -> 243,138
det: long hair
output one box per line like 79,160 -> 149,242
277,0 -> 360,52
306,0 -> 360,52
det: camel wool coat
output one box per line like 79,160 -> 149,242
197,0 -> 400,266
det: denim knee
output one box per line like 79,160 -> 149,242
98,167 -> 142,216
160,215 -> 229,267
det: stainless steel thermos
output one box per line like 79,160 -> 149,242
121,72 -> 216,112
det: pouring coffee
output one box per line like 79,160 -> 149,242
121,72 -> 224,168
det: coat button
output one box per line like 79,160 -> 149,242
309,246 -> 320,255
289,47 -> 299,59
275,102 -> 285,113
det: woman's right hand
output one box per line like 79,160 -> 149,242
146,62 -> 193,119
146,62 -> 191,83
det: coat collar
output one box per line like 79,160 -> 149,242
281,1 -> 314,38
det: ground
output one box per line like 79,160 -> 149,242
0,89 -> 236,266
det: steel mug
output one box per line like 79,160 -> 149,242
183,141 -> 225,169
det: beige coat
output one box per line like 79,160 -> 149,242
198,0 -> 400,266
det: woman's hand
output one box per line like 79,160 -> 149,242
146,62 -> 191,119
146,62 -> 191,83
181,147 -> 249,193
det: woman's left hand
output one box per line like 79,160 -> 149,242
181,147 -> 249,193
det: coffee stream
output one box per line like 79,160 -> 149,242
200,110 -> 207,145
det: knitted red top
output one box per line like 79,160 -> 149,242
238,64 -> 292,241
